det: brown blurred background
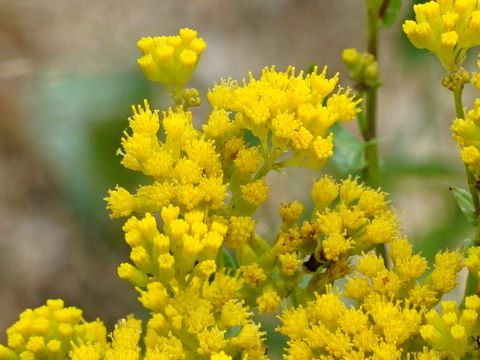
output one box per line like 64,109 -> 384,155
0,0 -> 475,351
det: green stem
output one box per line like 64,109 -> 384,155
453,88 -> 480,299
364,0 -> 380,190
453,89 -> 480,242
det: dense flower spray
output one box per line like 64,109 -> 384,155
1,11 -> 480,359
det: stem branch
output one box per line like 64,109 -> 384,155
364,0 -> 380,189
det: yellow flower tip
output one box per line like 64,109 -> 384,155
46,339 -> 61,354
179,49 -> 198,68
465,294 -> 480,310
157,253 -> 175,272
190,38 -> 207,54
414,1 -> 440,20
402,21 -> 434,49
25,336 -> 45,354
460,308 -> 478,325
311,175 -> 339,209
343,276 -> 371,300
46,299 -> 64,311
240,263 -> 267,287
342,48 -> 360,66
441,31 -> 459,48
256,290 -> 281,314
450,324 -> 466,340
210,351 -> 232,360
279,200 -> 304,225
234,146 -> 263,175
278,252 -> 303,275
117,262 -> 148,287
105,186 -> 136,219
194,260 -> 217,278
156,44 -> 174,61
420,324 -> 441,342
179,27 -> 198,42
70,343 -> 101,360
0,345 -> 17,360
130,246 -> 150,269
312,133 -> 334,161
461,145 -> 480,165
322,233 -> 353,261
442,12 -> 459,30
240,178 -> 270,207
137,282 -> 168,312
137,37 -> 155,54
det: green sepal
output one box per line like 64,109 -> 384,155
218,247 -> 237,271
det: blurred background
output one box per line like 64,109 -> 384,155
0,0 -> 477,355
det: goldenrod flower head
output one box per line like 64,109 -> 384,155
279,200 -> 304,226
137,28 -> 206,91
256,289 -> 282,314
2,300 -> 107,360
239,263 -> 267,288
322,233 -> 354,261
451,98 -> 480,180
224,216 -> 255,249
403,0 -> 480,71
344,275 -> 371,301
278,252 -> 303,275
234,146 -> 263,175
240,178 -> 270,207
431,250 -> 463,293
421,298 -> 480,358
311,175 -> 339,210
207,65 -> 359,170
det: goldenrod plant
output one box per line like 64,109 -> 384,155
3,1 -> 480,358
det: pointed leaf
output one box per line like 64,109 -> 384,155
450,186 -> 478,226
330,123 -> 366,176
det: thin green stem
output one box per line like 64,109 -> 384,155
453,88 -> 480,298
453,89 -> 480,236
364,0 -> 380,190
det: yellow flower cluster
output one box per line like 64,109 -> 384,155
345,238 -> 463,308
465,245 -> 480,278
420,296 -> 480,358
310,176 -> 398,262
134,271 -> 267,359
403,0 -> 480,71
451,98 -> 480,180
116,208 -> 226,287
219,177 -> 400,314
0,299 -> 107,360
137,28 -> 206,98
105,100 -> 227,217
4,25 -> 477,360
277,286 -> 440,360
207,66 -> 360,170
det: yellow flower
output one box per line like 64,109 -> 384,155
2,300 -> 107,360
240,178 -> 270,207
137,28 -> 206,92
403,0 -> 480,71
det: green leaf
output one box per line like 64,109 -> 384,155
375,0 -> 402,28
219,248 -> 237,270
330,123 -> 366,176
450,186 -> 479,226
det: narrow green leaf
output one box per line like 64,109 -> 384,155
330,123 -> 366,176
450,186 -> 479,226
220,248 -> 237,270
